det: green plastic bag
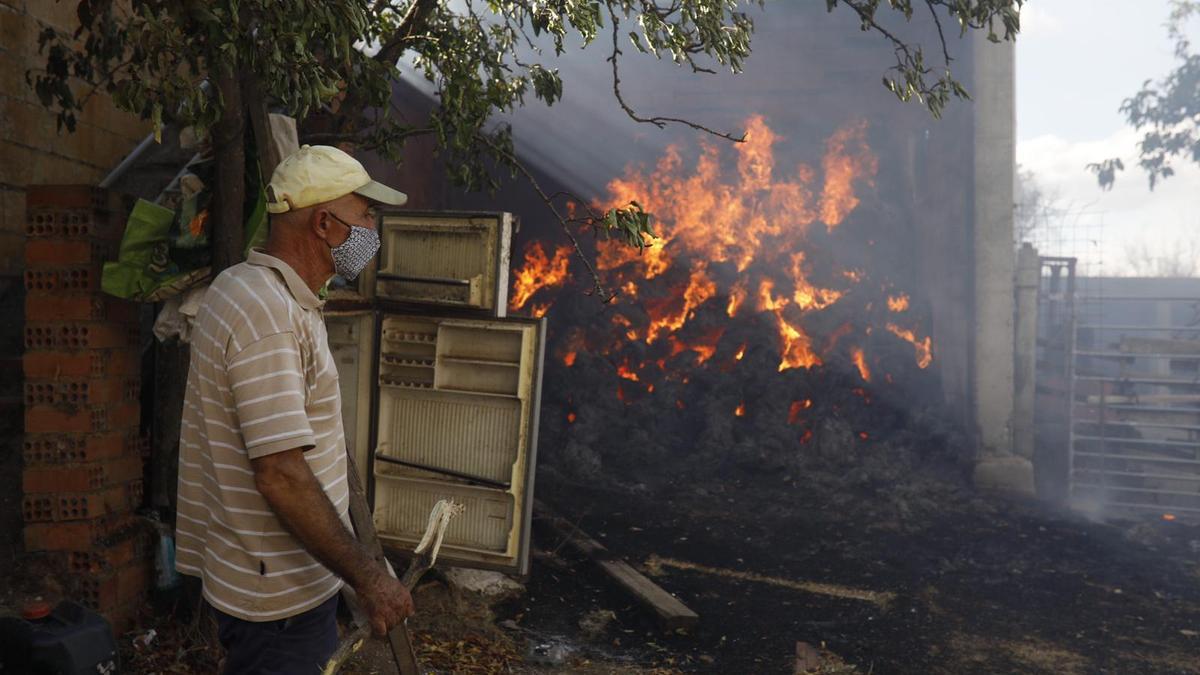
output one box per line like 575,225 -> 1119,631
101,183 -> 267,302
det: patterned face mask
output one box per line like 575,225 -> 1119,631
328,214 -> 381,281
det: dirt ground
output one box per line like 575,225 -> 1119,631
521,468 -> 1200,674
8,443 -> 1200,674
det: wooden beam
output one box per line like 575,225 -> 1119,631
536,503 -> 699,631
343,451 -> 418,675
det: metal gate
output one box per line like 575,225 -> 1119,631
1038,265 -> 1200,519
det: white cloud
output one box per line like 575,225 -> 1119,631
1017,127 -> 1200,275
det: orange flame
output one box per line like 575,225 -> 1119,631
567,412 -> 577,424
617,361 -> 641,382
787,399 -> 812,425
819,121 -> 878,230
510,242 -> 572,311
646,264 -> 717,344
887,294 -> 910,312
726,281 -> 748,318
734,343 -> 746,361
851,347 -> 871,382
595,116 -> 878,369
735,402 -> 746,417
559,328 -> 585,367
886,323 -> 933,369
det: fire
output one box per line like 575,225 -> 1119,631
819,121 -> 878,230
787,399 -> 812,425
646,264 -> 717,344
690,327 -> 725,364
510,242 -> 572,312
887,294 -> 910,312
505,114 -> 940,420
790,252 -> 842,311
567,412 -> 576,424
726,282 -> 748,318
617,361 -> 641,382
1162,513 -> 1176,521
858,432 -> 869,440
886,323 -> 933,369
593,115 -> 878,369
559,328 -> 584,367
851,347 -> 871,382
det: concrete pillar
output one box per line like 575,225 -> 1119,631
970,34 -> 1034,494
1013,243 -> 1040,463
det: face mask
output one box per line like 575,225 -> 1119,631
328,216 -> 381,281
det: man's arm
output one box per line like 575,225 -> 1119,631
252,448 -> 413,634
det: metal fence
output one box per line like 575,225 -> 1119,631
1035,260 -> 1200,518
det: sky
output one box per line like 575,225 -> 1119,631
1016,0 -> 1200,274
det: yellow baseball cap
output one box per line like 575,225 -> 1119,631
266,145 -> 407,214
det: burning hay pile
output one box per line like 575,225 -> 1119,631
509,116 -> 967,489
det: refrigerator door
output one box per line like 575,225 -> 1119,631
370,313 -> 544,574
372,210 -> 513,316
324,311 -> 376,490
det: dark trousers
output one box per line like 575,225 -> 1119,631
213,595 -> 340,675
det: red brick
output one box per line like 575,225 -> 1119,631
23,349 -> 140,379
24,322 -> 140,351
24,400 -> 139,434
24,267 -> 102,293
74,559 -> 151,614
21,494 -> 55,523
23,432 -> 143,465
23,512 -> 137,551
22,455 -> 142,493
25,186 -> 123,212
24,240 -> 117,268
24,207 -> 126,243
54,483 -> 135,521
24,294 -> 138,323
23,377 -> 139,407
65,529 -> 149,575
62,267 -> 101,292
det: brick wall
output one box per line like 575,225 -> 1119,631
21,185 -> 150,634
0,0 -> 148,575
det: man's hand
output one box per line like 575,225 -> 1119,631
356,568 -> 415,636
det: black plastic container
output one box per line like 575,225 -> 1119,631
0,601 -> 118,674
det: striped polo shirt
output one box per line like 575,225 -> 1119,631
175,249 -> 352,622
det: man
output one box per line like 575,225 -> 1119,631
175,145 -> 413,674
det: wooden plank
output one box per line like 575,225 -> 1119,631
343,450 -> 417,675
536,503 -> 699,631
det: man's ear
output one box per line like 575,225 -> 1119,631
311,208 -> 333,243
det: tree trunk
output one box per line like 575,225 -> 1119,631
243,75 -> 283,181
212,69 -> 246,273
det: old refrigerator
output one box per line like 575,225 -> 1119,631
325,210 -> 544,576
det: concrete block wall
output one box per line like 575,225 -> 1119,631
21,185 -> 150,634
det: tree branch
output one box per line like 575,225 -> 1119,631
606,10 -> 745,143
474,131 -> 615,303
375,0 -> 440,67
